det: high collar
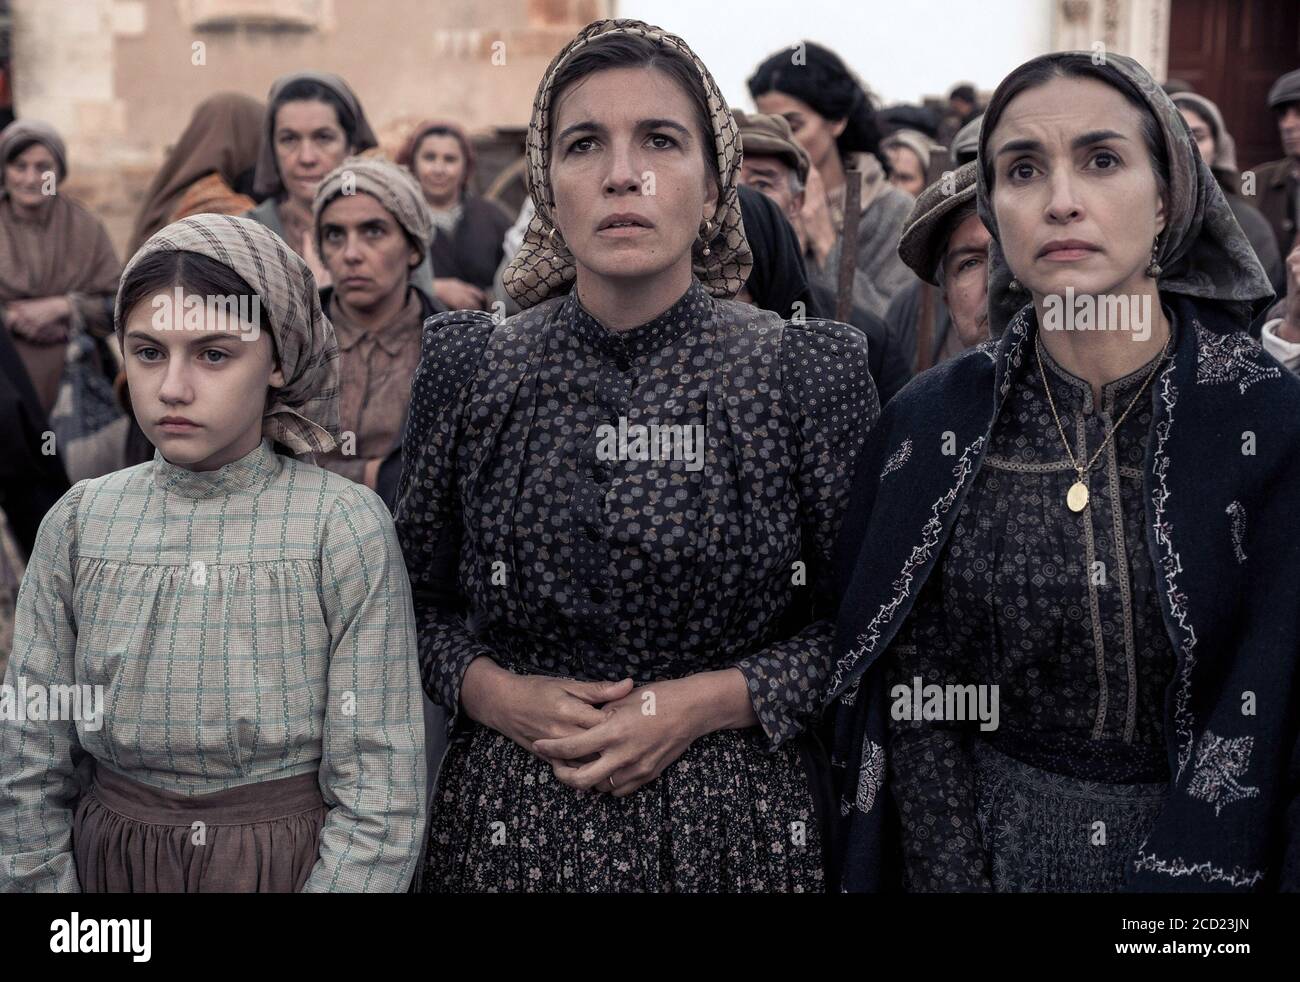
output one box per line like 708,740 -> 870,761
566,277 -> 710,366
152,438 -> 281,498
1031,306 -> 1180,415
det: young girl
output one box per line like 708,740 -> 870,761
0,214 -> 425,892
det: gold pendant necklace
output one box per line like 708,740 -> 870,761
1035,333 -> 1170,514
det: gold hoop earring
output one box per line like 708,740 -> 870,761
548,225 -> 566,250
1009,276 -> 1023,292
700,218 -> 715,257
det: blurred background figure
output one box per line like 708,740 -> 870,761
881,129 -> 943,197
749,41 -> 913,320
736,107 -> 910,401
397,119 -> 512,312
245,72 -> 378,286
0,120 -> 122,478
1253,68 -> 1300,268
127,92 -> 264,254
1172,91 -> 1284,296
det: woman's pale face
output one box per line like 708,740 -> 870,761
122,290 -> 284,471
5,143 -> 58,210
885,145 -> 926,197
550,66 -> 718,288
754,90 -> 845,174
274,99 -> 349,207
1178,107 -> 1216,168
413,134 -> 466,207
988,75 -> 1165,302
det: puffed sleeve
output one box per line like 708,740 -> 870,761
393,310 -> 497,737
733,319 -> 880,749
305,482 -> 427,893
0,482 -> 86,893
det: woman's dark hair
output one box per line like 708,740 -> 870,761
747,41 -> 888,173
980,55 -> 1170,210
547,33 -> 721,193
271,79 -> 359,147
117,250 -> 278,364
4,137 -> 46,166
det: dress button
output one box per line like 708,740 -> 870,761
584,525 -> 601,543
589,586 -> 607,604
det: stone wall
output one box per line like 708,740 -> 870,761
9,0 -> 609,255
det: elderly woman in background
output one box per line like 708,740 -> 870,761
396,120 -> 513,312
1171,91 -> 1283,296
244,72 -> 378,285
129,93 -> 265,253
830,52 -> 1300,893
748,41 -> 913,320
0,120 -> 122,469
398,18 -> 877,893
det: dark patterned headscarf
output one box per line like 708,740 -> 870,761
976,51 -> 1274,337
503,18 -> 752,309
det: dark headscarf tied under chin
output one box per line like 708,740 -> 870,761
975,51 -> 1274,338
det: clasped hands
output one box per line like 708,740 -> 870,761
461,657 -> 750,798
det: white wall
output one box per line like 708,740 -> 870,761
616,0 -> 1054,109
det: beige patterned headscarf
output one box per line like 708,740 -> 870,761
503,18 -> 752,309
115,214 -> 340,456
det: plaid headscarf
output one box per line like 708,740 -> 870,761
115,214 -> 340,456
503,18 -> 752,309
312,156 -> 434,263
977,52 -> 1274,337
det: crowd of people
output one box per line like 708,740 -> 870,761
1,16 -> 1299,893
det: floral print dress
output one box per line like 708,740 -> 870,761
396,278 -> 877,891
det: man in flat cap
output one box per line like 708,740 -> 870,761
735,109 -> 913,403
1252,69 -> 1300,262
886,159 -> 990,378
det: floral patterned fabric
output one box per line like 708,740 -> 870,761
395,277 -> 878,891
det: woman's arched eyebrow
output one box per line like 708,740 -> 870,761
555,118 -> 692,144
995,129 -> 1129,159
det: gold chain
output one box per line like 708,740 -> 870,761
1035,332 -> 1171,488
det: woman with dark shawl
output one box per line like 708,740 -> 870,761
396,18 -> 878,892
748,42 -> 914,320
244,72 -> 378,285
734,182 -> 814,321
829,52 -> 1299,893
0,121 -> 122,451
128,92 -> 265,254
396,119 -> 513,312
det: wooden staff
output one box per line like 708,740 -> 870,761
835,166 -> 862,323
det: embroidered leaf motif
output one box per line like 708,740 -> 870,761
854,738 -> 886,815
1196,322 -> 1282,394
1186,730 -> 1260,817
880,438 -> 912,480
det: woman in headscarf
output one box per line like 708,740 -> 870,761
397,18 -> 878,893
829,52 -> 1299,893
734,182 -> 815,321
244,72 -> 378,285
396,119 -> 513,312
1171,91 -> 1284,297
0,214 -> 426,892
128,92 -> 265,254
748,42 -> 914,320
0,121 -> 121,429
880,129 -> 941,198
